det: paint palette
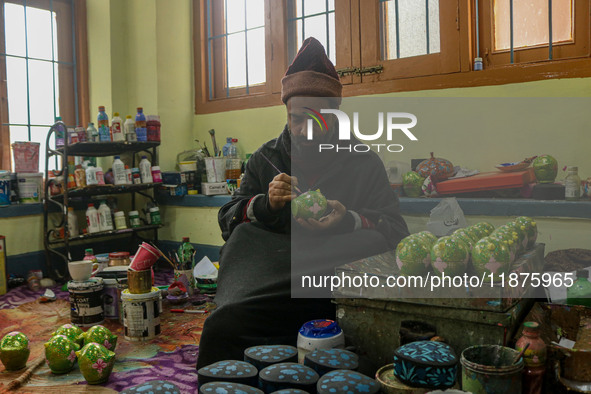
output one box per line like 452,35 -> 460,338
316,369 -> 380,394
244,345 -> 298,370
197,360 -> 258,388
258,362 -> 319,393
304,348 -> 359,376
393,341 -> 457,389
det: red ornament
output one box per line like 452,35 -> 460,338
416,152 -> 454,181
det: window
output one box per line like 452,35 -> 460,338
194,0 -> 591,114
0,0 -> 89,171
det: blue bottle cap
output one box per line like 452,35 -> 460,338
114,156 -> 120,159
299,319 -> 341,338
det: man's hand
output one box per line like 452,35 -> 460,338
268,173 -> 299,212
296,200 -> 346,231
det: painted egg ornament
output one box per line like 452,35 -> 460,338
468,225 -> 488,241
52,323 -> 84,347
488,234 -> 516,263
396,235 -> 431,276
0,331 -> 30,371
44,334 -> 80,374
473,222 -> 495,237
451,229 -> 478,251
533,155 -> 558,183
76,342 -> 116,385
415,231 -> 438,247
430,236 -> 470,276
515,216 -> 538,249
497,224 -> 526,255
506,221 -> 529,252
402,171 -> 425,197
416,152 -> 454,181
291,189 -> 327,220
80,325 -> 118,351
472,237 -> 513,282
490,228 -> 518,258
422,176 -> 439,197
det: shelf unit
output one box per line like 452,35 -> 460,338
43,132 -> 160,279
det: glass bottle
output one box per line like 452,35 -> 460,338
565,166 -> 581,201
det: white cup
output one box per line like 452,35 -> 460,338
68,260 -> 102,282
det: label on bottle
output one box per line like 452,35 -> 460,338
112,121 -> 123,141
99,125 -> 111,142
99,209 -> 114,231
86,211 -> 100,233
565,179 -> 580,199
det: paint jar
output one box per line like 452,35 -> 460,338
151,166 -> 162,183
146,115 -> 161,142
474,57 -> 483,71
114,211 -> 127,230
67,278 -> 104,327
461,345 -> 523,394
108,252 -> 131,267
149,207 -> 161,225
297,319 -> 345,363
121,287 -> 162,341
129,210 -> 141,228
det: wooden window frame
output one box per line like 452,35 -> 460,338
194,0 -> 591,115
0,0 -> 89,170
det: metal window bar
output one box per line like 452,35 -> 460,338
548,0 -> 553,59
508,0 -> 555,64
70,0 -> 79,127
287,2 -> 335,60
243,0 -> 249,95
475,0 -> 480,57
0,53 -> 73,65
224,0 -> 229,97
425,0 -> 430,54
394,0 -> 400,59
207,0 -> 213,100
50,0 -> 56,121
325,0 -> 330,57
23,0 -> 31,140
510,0 -> 513,63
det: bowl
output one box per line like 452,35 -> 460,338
495,161 -> 531,172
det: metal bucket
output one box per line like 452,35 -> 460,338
121,287 -> 162,341
67,278 -> 104,326
461,345 -> 523,394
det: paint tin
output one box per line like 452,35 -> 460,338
127,268 -> 152,294
121,287 -> 162,341
100,276 -> 127,320
461,345 -> 523,394
68,278 -> 104,327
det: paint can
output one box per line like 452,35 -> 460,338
68,278 -> 104,327
127,268 -> 152,294
461,345 -> 523,394
99,276 -> 127,320
121,287 -> 162,341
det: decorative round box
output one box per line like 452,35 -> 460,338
270,390 -> 310,394
258,362 -> 319,393
430,236 -> 469,276
121,380 -> 182,394
317,369 -> 380,394
44,334 -> 80,374
393,341 -> 457,389
80,325 -> 118,351
291,190 -> 327,220
396,235 -> 431,276
416,152 -> 454,181
515,216 -> 537,249
76,342 -> 116,385
244,345 -> 298,370
0,331 -> 30,371
198,360 -> 258,388
199,381 -> 263,394
52,323 -> 84,347
304,348 -> 359,376
471,237 -> 513,282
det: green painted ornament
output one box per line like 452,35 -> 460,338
452,228 -> 479,251
490,229 -> 518,261
472,237 -> 513,282
515,216 -> 538,249
505,221 -> 528,253
473,222 -> 495,237
396,235 -> 431,276
533,155 -> 558,183
79,325 -> 118,351
415,231 -> 438,247
430,236 -> 470,276
52,324 -> 84,347
0,331 -> 30,371
76,342 -> 116,385
291,189 -> 327,220
468,225 -> 488,241
44,335 -> 80,374
402,171 -> 425,197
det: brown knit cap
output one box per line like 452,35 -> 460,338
281,37 -> 342,104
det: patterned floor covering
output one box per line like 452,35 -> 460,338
0,270 -> 208,393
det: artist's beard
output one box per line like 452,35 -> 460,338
289,127 -> 336,160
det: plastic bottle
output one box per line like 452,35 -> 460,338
97,106 -> 110,142
114,211 -> 127,230
54,117 -> 67,148
149,207 -> 161,225
86,166 -> 98,185
146,115 -> 161,142
86,122 -> 98,142
225,138 -> 242,179
95,167 -> 105,185
151,166 -> 162,183
128,210 -> 141,228
67,207 -> 79,237
76,126 -> 86,142
222,137 -> 233,157
178,237 -> 196,269
83,248 -> 98,265
111,112 -> 124,141
135,107 -> 147,142
86,204 -> 100,233
74,165 -> 86,188
567,270 -> 591,307
124,115 -> 136,142
112,156 -> 127,185
139,156 -> 153,183
98,201 -> 114,231
565,166 -> 581,201
124,165 -> 132,184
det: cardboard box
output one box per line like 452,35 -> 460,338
0,236 -> 6,295
202,182 -> 229,195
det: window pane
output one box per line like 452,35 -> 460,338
26,6 -> 55,61
226,0 -> 245,34
6,56 -> 28,124
304,15 -> 328,50
247,27 -> 265,85
227,32 -> 246,88
28,59 -> 57,125
246,0 -> 264,29
30,126 -> 56,172
9,125 -> 28,144
381,0 -> 440,60
328,12 -> 335,64
494,0 -> 573,50
303,0 -> 326,16
4,3 -> 26,57
287,0 -> 335,64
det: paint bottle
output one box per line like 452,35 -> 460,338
86,167 -> 98,186
76,126 -> 86,142
74,165 -> 86,188
124,115 -> 137,142
98,201 -> 114,231
178,237 -> 195,270
67,207 -> 79,237
567,270 -> 591,307
114,211 -> 127,230
132,168 -> 141,184
565,166 -> 581,201
135,107 -> 147,142
139,156 -> 153,183
146,115 -> 161,142
151,166 -> 162,183
516,322 -> 546,394
83,248 -> 98,265
149,207 -> 161,225
112,156 -> 127,185
111,112 -> 124,141
86,204 -> 101,233
97,106 -> 111,142
95,167 -> 105,185
86,122 -> 98,142
128,210 -> 141,228
124,165 -> 132,184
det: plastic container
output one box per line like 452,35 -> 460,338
124,165 -> 132,184
146,115 -> 161,142
114,211 -> 127,230
83,248 -> 98,265
111,112 -> 124,141
0,171 -> 10,206
565,166 -> 581,201
98,201 -> 114,231
86,166 -> 98,186
139,156 -> 153,183
297,319 -> 345,363
222,137 -> 233,157
11,141 -> 40,173
68,128 -> 79,145
68,278 -> 104,326
97,106 -> 110,142
74,165 -> 86,188
225,138 -> 242,179
205,157 -> 225,183
129,210 -> 141,228
112,156 -> 127,185
151,166 -> 162,183
54,117 -> 67,148
76,126 -> 86,142
86,122 -> 98,142
132,167 -> 141,184
474,57 -> 483,71
124,115 -> 136,142
135,107 -> 147,142
121,287 -> 162,341
95,167 -> 105,185
67,207 -> 79,237
86,204 -> 100,233
149,207 -> 161,225
17,172 -> 43,204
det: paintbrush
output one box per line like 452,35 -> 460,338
208,129 -> 219,157
259,152 -> 302,195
